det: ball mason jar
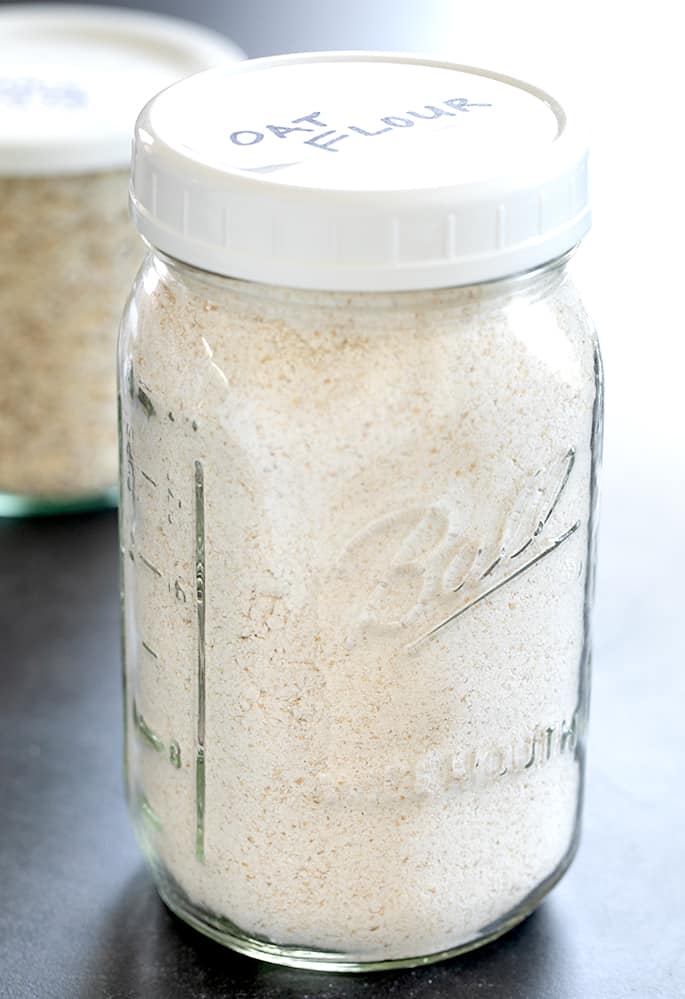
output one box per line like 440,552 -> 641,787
119,53 -> 603,971
0,5 -> 243,517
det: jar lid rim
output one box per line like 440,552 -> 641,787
0,4 -> 244,177
130,51 -> 591,291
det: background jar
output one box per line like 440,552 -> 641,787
120,53 -> 603,970
0,4 -> 243,517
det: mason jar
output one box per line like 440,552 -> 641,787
0,5 -> 242,517
119,53 -> 603,971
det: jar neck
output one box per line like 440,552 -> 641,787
148,245 -> 576,314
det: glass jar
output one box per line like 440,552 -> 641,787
119,53 -> 603,971
0,169 -> 140,513
0,5 -> 243,517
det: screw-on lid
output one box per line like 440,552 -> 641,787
130,52 -> 590,291
0,4 -> 244,176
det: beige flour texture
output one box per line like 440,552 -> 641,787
0,172 -> 142,498
121,253 -> 598,961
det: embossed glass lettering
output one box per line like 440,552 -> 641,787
341,447 -> 580,652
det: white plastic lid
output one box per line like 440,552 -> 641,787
0,4 -> 244,176
130,52 -> 591,291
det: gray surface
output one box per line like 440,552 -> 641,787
0,467 -> 683,999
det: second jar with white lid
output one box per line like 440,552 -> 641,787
120,52 -> 603,970
0,4 -> 243,515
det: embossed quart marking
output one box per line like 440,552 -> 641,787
315,713 -> 579,804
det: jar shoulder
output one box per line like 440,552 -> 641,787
118,256 -> 600,454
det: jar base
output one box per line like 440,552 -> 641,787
0,486 -> 118,518
153,837 -> 579,973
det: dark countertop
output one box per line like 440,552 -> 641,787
1,2 -> 684,997
1,459 -> 683,999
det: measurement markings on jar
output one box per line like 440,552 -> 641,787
124,403 -> 193,836
139,468 -> 158,488
139,553 -> 162,577
194,458 -> 207,863
136,382 -> 156,418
